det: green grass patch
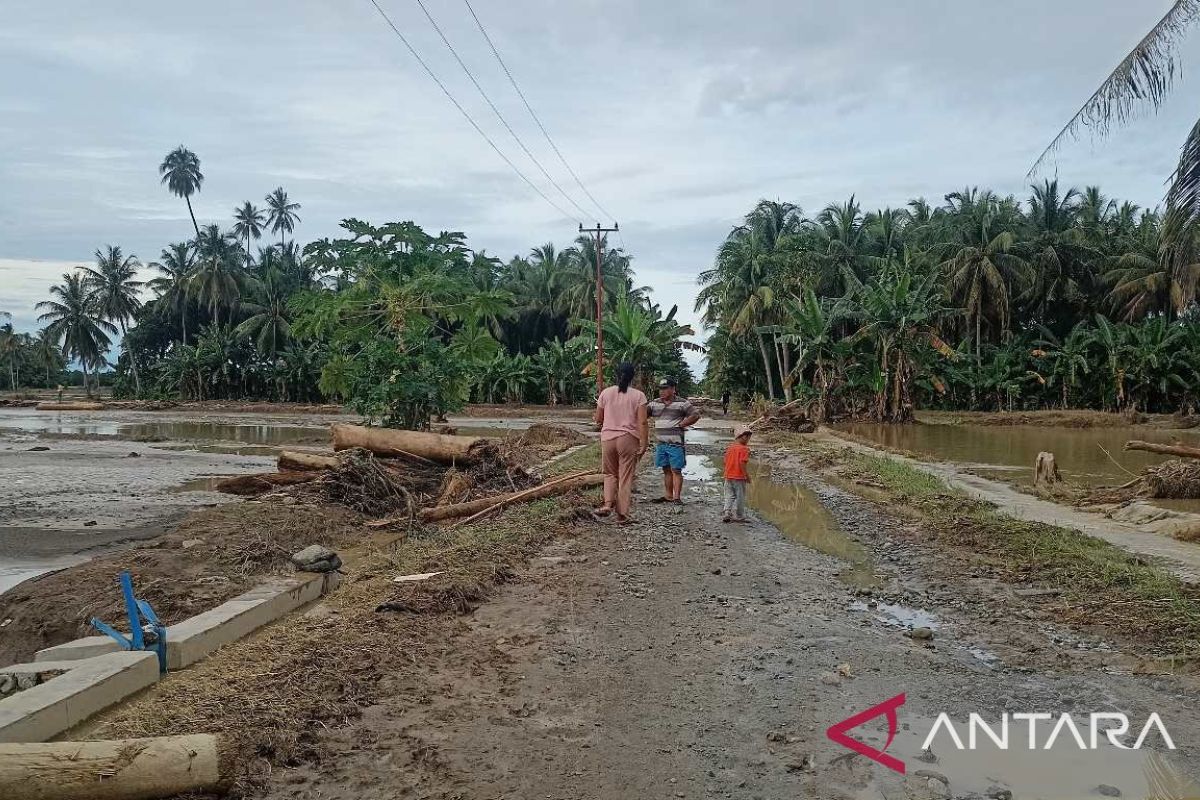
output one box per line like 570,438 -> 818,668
543,441 -> 601,477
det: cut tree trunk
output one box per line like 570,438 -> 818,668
1123,440 -> 1200,460
277,451 -> 339,472
1034,451 -> 1062,486
332,423 -> 487,465
215,471 -> 319,496
0,734 -> 223,800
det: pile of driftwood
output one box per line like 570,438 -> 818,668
217,423 -> 601,523
748,399 -> 817,434
1113,440 -> 1200,499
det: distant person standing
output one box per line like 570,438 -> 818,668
721,425 -> 753,523
648,377 -> 701,504
720,389 -> 731,416
593,362 -> 648,524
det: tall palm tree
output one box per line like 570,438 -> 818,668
159,146 -> 204,237
149,242 -> 196,343
939,200 -> 1029,366
235,267 -> 291,355
1033,2 -> 1200,315
0,324 -> 20,391
37,273 -> 116,396
32,328 -> 64,385
232,202 -> 266,268
83,245 -> 144,394
191,226 -> 248,326
265,188 -> 301,247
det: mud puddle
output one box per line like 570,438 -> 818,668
849,599 -> 939,631
744,462 -> 882,588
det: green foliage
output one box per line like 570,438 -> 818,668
702,183 -> 1200,416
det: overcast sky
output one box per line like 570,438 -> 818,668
3,0 -> 1200,360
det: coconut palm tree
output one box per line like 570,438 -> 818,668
83,245 -> 144,394
939,199 -> 1029,366
232,202 -> 266,268
32,328 -> 64,385
1033,2 -> 1200,315
37,272 -> 116,396
0,324 -> 20,391
191,226 -> 248,326
235,267 -> 291,355
149,242 -> 197,344
159,146 -> 204,237
265,188 -> 301,247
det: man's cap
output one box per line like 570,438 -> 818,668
733,424 -> 753,438
658,377 -> 677,388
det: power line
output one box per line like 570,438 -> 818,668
461,0 -> 616,224
411,0 -> 592,224
365,0 -> 577,223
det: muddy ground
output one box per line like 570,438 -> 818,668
225,442 -> 1199,800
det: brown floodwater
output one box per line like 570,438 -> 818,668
839,422 -> 1200,488
745,462 -> 881,588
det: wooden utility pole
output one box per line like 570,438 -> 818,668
579,222 -> 618,393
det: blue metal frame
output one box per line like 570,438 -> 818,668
89,571 -> 168,673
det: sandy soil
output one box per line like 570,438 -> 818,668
247,448 -> 1198,800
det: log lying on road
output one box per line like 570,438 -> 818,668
35,401 -> 104,411
332,423 -> 486,465
216,470 -> 319,496
0,734 -> 224,800
278,450 -> 339,472
1123,440 -> 1200,460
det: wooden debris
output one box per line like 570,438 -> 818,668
1124,440 -> 1200,460
215,471 -> 319,496
748,399 -> 817,434
1034,451 -> 1062,486
0,734 -> 224,799
332,423 -> 487,465
277,451 -> 339,472
35,401 -> 104,411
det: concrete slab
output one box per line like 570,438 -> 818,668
0,651 -> 158,743
166,571 -> 339,669
33,570 -> 342,668
33,636 -> 120,663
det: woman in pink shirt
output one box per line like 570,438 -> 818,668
593,362 -> 648,524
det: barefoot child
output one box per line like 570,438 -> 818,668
722,425 -> 752,523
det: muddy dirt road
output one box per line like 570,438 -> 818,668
261,447 -> 1199,800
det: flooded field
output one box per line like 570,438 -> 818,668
840,421 -> 1198,486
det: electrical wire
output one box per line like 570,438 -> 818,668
366,0 -> 577,223
412,0 -> 591,224
460,0 -> 616,225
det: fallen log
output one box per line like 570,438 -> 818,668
1123,440 -> 1200,460
332,423 -> 485,465
449,472 -> 603,528
215,471 -> 319,496
0,734 -> 223,800
35,401 -> 104,411
277,450 -> 339,472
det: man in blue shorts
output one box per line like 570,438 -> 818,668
647,377 -> 701,504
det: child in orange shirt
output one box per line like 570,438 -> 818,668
722,425 -> 752,523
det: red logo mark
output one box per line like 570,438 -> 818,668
826,693 -> 907,774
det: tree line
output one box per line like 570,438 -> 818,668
0,148 -> 695,425
699,183 -> 1200,421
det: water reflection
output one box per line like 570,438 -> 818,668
746,463 -> 881,588
839,422 -> 1195,487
